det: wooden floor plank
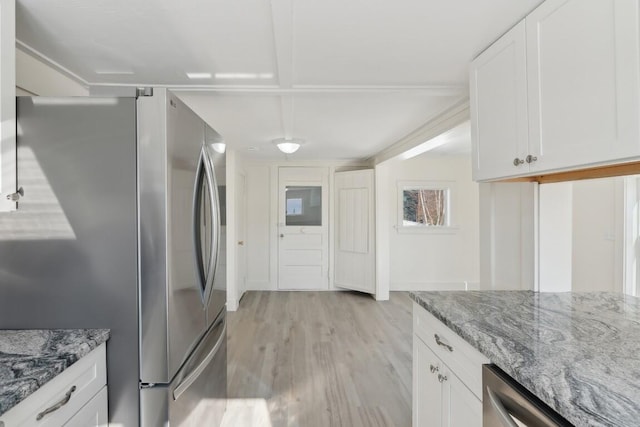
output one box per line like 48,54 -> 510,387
221,291 -> 412,427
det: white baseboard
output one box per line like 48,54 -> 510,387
227,298 -> 239,312
391,281 -> 480,291
246,281 -> 275,291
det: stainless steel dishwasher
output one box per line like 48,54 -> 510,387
482,365 -> 574,427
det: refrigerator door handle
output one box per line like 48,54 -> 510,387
173,316 -> 226,401
200,145 -> 220,305
192,149 -> 207,298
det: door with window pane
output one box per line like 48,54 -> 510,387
278,167 -> 329,290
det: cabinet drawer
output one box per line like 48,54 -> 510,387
413,303 -> 489,399
0,344 -> 107,427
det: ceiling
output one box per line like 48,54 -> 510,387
16,0 -> 544,161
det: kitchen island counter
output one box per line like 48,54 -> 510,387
0,329 -> 109,416
410,290 -> 640,427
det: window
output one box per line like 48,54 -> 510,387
286,198 -> 303,216
285,186 -> 322,226
397,181 -> 457,233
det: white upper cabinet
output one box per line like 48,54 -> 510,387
471,0 -> 640,181
527,0 -> 640,172
0,0 -> 17,211
471,21 -> 528,181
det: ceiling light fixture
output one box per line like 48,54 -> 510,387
212,143 -> 226,154
273,138 -> 304,154
186,72 -> 212,79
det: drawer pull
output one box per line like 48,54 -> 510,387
438,373 -> 448,383
36,385 -> 76,421
434,334 -> 453,352
430,364 -> 439,373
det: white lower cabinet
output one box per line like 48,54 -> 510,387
445,369 -> 483,427
0,343 -> 108,427
413,303 -> 489,427
63,387 -> 108,427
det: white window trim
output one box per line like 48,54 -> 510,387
396,180 -> 459,234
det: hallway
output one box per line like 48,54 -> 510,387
222,291 -> 412,427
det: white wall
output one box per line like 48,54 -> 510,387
479,182 -> 536,290
16,48 -> 88,96
537,177 -> 624,293
387,154 -> 480,290
539,183 -> 573,292
571,178 -> 623,292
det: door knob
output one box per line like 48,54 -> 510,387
280,234 -> 284,238
513,158 -> 525,166
238,241 -> 244,246
526,155 -> 538,164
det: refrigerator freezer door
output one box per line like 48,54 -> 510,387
138,90 -> 208,384
140,312 -> 227,427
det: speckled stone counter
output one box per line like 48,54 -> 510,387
410,291 -> 640,427
0,329 -> 109,416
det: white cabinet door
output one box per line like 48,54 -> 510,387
444,370 -> 483,427
413,335 -> 443,427
414,334 -> 484,427
527,0 -> 640,172
64,387 -> 108,427
0,0 -> 16,211
471,21 -> 529,181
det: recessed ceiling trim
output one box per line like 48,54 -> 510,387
292,84 -> 466,95
16,40 -> 90,88
167,85 -> 466,95
95,70 -> 135,75
371,97 -> 470,165
269,0 -> 294,88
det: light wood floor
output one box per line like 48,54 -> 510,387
220,291 -> 413,427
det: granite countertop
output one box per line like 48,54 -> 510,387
410,290 -> 640,427
0,329 -> 109,417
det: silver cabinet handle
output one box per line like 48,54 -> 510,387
486,387 -> 519,427
430,364 -> 439,373
434,334 -> 453,352
36,385 -> 76,420
437,373 -> 448,383
513,158 -> 524,166
526,155 -> 538,164
6,187 -> 24,201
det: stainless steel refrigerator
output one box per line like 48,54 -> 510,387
0,89 -> 227,426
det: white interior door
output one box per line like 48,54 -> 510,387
278,167 -> 329,290
237,172 -> 247,299
334,169 -> 375,294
